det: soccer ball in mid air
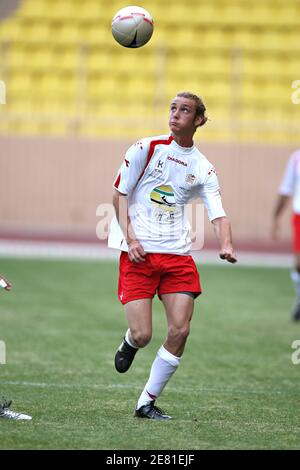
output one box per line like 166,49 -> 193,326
111,6 -> 154,48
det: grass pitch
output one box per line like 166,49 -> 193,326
0,257 -> 299,450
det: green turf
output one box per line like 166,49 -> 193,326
0,257 -> 299,449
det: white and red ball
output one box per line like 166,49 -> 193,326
112,6 -> 154,48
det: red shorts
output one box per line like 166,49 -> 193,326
292,214 -> 300,253
118,252 -> 201,305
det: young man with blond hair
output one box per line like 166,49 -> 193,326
109,91 -> 237,420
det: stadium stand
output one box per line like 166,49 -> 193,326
0,0 -> 299,142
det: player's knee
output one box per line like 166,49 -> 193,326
168,325 -> 190,342
131,331 -> 152,348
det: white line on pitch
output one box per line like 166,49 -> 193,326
0,380 -> 297,396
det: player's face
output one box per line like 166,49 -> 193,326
169,97 -> 202,135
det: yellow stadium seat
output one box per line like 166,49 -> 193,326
42,0 -> 74,22
258,3 -> 300,27
240,79 -> 257,102
29,46 -> 56,72
8,73 -> 32,96
53,23 -> 81,45
0,0 -> 299,142
241,55 -> 281,79
198,28 -> 229,50
193,3 -> 222,25
71,1 -> 102,21
165,27 -> 199,50
56,46 -> 79,72
113,50 -> 155,75
258,30 -> 283,51
17,0 -> 46,20
22,21 -> 51,44
218,3 -> 250,27
0,20 -> 22,43
231,29 -> 256,49
79,23 -> 111,47
167,55 -> 200,76
283,57 -> 300,79
126,77 -> 155,101
87,50 -> 112,73
283,30 -> 300,52
7,44 -> 28,70
87,75 -> 120,101
36,72 -> 76,101
6,98 -> 34,114
247,4 -> 275,27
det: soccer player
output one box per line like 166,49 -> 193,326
272,150 -> 300,321
108,91 -> 237,420
0,275 -> 32,420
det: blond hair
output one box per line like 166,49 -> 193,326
176,91 -> 208,127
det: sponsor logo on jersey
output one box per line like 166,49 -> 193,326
167,155 -> 187,167
185,174 -> 196,185
150,185 -> 176,211
149,160 -> 165,178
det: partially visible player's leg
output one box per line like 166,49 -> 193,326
291,215 -> 300,321
125,298 -> 153,347
115,252 -> 158,372
291,253 -> 300,321
0,397 -> 32,421
135,293 -> 194,420
162,292 -> 194,356
115,298 -> 152,373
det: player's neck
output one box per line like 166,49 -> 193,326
171,133 -> 194,148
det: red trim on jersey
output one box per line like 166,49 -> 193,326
114,173 -> 121,189
113,136 -> 173,192
136,135 -> 173,185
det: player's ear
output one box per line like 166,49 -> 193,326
194,115 -> 203,128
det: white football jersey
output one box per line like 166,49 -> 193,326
108,134 -> 226,254
279,150 -> 300,214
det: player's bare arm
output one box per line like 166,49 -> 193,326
0,276 -> 12,291
112,189 -> 146,263
271,194 -> 290,240
212,216 -> 237,264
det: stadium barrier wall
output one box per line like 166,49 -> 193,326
0,135 -> 294,251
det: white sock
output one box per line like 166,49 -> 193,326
136,345 -> 180,409
291,270 -> 300,304
125,329 -> 138,349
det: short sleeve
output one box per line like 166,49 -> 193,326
198,169 -> 226,221
113,139 -> 150,195
279,153 -> 298,196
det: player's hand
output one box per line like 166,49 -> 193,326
219,248 -> 237,264
271,220 -> 280,241
128,240 -> 146,263
0,276 -> 12,291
